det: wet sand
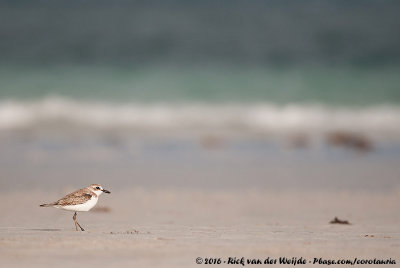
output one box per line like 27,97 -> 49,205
0,189 -> 399,267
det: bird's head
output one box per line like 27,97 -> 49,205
88,184 -> 111,195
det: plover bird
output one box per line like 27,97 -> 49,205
40,184 -> 110,231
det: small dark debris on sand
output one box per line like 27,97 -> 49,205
110,229 -> 148,235
365,234 -> 375,238
330,217 -> 351,225
92,206 -> 111,213
326,131 -> 373,152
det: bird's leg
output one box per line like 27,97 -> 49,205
73,212 -> 78,231
73,212 -> 85,231
76,220 -> 85,231
75,212 -> 85,231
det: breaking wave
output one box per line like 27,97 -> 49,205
1,97 -> 400,140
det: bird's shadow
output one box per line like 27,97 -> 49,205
27,228 -> 62,232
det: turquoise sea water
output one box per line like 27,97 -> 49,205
1,65 -> 400,105
2,1 -> 400,105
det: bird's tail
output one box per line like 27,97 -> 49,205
39,203 -> 55,207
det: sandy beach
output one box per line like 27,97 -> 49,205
0,131 -> 399,267
2,2 -> 400,265
0,188 -> 399,267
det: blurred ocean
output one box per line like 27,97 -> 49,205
1,65 -> 400,141
1,1 -> 400,139
0,1 -> 399,191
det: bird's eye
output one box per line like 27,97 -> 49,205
96,187 -> 100,190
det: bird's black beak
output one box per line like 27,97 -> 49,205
102,189 -> 111,194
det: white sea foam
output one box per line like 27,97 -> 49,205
0,97 -> 399,140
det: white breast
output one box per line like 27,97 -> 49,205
60,196 -> 98,212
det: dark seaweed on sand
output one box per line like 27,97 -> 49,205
330,217 -> 351,225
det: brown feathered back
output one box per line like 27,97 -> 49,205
55,188 -> 97,206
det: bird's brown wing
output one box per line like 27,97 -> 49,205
55,188 -> 94,206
